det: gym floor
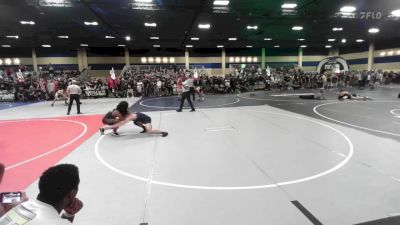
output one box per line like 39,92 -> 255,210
1,86 -> 400,225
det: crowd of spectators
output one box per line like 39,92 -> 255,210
1,64 -> 400,102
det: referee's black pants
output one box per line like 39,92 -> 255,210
178,91 -> 195,111
67,94 -> 81,114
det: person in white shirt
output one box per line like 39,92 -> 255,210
0,164 -> 83,224
66,80 -> 82,115
176,75 -> 195,112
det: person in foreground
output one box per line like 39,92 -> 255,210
0,164 -> 83,224
338,89 -> 373,101
100,101 -> 168,137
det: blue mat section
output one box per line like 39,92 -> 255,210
0,102 -> 36,110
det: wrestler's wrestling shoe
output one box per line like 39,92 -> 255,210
99,128 -> 105,135
161,132 -> 168,137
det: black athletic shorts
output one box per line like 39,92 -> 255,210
134,112 -> 151,124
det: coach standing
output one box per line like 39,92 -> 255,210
67,80 -> 82,115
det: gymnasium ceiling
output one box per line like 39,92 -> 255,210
0,0 -> 399,50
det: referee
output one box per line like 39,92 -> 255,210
67,80 -> 82,115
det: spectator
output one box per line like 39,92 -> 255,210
0,164 -> 83,224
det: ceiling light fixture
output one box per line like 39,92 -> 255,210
332,27 -> 343,31
186,45 -> 193,48
80,44 -> 88,47
356,39 -> 364,43
264,38 -> 272,41
341,38 -> 347,43
388,51 -> 394,56
5,58 -> 11,65
379,52 -> 386,57
153,45 -> 160,48
292,26 -> 303,31
118,44 -> 126,47
6,35 -> 19,39
105,35 -> 115,39
282,3 -> 297,9
84,21 -> 98,26
228,37 -> 237,41
213,0 -> 229,6
300,45 -> 307,48
42,44 -> 51,48
340,6 -> 356,13
135,0 -> 152,2
274,45 -> 280,48
13,58 -> 20,65
325,45 -> 332,48
125,36 -> 131,41
0,59 -> 2,65
217,45 -> 224,48
20,21 -> 35,25
150,37 -> 159,40
328,39 -> 336,42
368,28 -> 379,33
247,25 -> 258,30
391,9 -> 400,17
297,38 -> 305,41
144,22 -> 157,27
246,45 -> 253,48
198,24 -> 211,29
1,45 -> 11,48
169,57 -> 175,63
58,35 -> 69,39
191,37 -> 200,41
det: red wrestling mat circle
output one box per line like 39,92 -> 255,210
0,115 -> 103,192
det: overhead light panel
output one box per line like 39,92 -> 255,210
105,35 -> 115,39
228,37 -> 237,41
340,6 -> 356,13
39,0 -> 72,7
58,35 -> 69,39
388,51 -> 394,56
391,9 -> 400,17
281,3 -> 297,9
300,45 -> 307,48
198,24 -> 211,29
213,0 -> 229,6
6,35 -> 19,39
80,44 -> 88,47
274,45 -> 280,48
292,26 -> 303,31
368,28 -> 379,33
20,21 -> 35,25
191,37 -> 200,41
186,45 -> 193,48
42,44 -> 51,48
246,45 -> 253,48
247,25 -> 258,30
332,27 -> 343,31
297,38 -> 305,41
135,0 -> 152,2
13,58 -> 20,65
0,59 -> 2,65
1,45 -> 11,48
325,45 -> 332,48
341,38 -> 346,43
264,38 -> 272,41
153,45 -> 160,48
217,45 -> 224,48
379,52 -> 386,56
125,36 -> 131,41
84,21 -> 98,26
356,39 -> 364,43
169,57 -> 175,63
118,44 -> 126,47
144,22 -> 157,27
328,39 -> 336,42
150,36 -> 159,40
5,58 -> 12,65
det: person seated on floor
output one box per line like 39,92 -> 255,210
0,163 -> 29,217
0,164 -> 83,224
338,89 -> 373,101
299,89 -> 326,100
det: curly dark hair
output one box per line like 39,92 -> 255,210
116,101 -> 129,116
38,164 -> 80,205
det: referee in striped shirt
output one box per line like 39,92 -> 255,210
67,80 -> 82,115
